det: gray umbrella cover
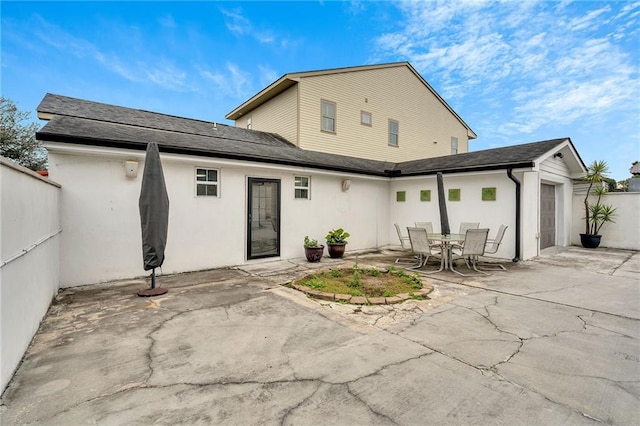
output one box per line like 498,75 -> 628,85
436,172 -> 451,236
139,142 -> 169,271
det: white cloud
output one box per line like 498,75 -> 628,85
373,1 -> 639,139
221,8 -> 250,36
220,7 -> 279,45
568,5 -> 611,31
30,16 -> 189,92
201,62 -> 252,99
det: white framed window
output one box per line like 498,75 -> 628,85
361,111 -> 372,126
195,168 -> 219,196
321,100 -> 336,133
246,117 -> 252,129
294,176 -> 310,199
451,137 -> 458,154
388,119 -> 399,146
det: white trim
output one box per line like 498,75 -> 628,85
42,142 -> 390,182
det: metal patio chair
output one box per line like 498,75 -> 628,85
394,223 -> 417,264
459,222 -> 480,235
414,222 -> 434,234
450,228 -> 490,276
406,227 -> 442,272
478,224 -> 508,271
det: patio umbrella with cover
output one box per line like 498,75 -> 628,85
436,172 -> 451,236
138,142 -> 169,296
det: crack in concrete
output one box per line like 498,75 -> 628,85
608,252 -> 635,276
278,382 -> 323,426
451,297 -> 527,370
442,279 -> 638,322
143,311 -> 183,384
345,384 -> 399,425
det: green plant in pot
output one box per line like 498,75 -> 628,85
325,228 -> 350,258
303,236 -> 324,262
581,160 -> 617,248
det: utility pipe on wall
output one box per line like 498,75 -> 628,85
507,169 -> 521,262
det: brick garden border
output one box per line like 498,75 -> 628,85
290,282 -> 433,305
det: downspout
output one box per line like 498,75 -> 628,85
507,169 -> 521,262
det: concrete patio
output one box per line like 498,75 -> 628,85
1,247 -> 638,425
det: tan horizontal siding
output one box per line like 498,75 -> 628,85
235,85 -> 298,146
298,66 -> 469,162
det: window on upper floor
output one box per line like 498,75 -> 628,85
246,117 -> 252,129
195,168 -> 219,197
294,176 -> 310,199
451,137 -> 458,154
321,100 -> 336,133
388,119 -> 399,147
361,111 -> 372,126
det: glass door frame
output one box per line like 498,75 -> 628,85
247,177 -> 281,260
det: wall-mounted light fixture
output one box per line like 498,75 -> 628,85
553,152 -> 564,159
342,179 -> 351,192
125,161 -> 138,178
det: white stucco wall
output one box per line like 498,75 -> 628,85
1,157 -> 61,393
571,192 -> 640,250
46,144 -> 390,287
389,171 -> 519,260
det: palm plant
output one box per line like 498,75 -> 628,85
583,160 -> 617,236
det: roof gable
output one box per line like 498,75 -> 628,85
224,62 -> 476,139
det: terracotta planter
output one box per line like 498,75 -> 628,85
327,243 -> 346,259
580,234 -> 602,249
304,245 -> 324,262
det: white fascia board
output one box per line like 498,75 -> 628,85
43,142 -> 389,182
391,167 -> 534,182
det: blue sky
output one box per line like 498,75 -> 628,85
2,1 -> 638,180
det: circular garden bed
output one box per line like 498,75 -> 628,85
290,265 -> 432,305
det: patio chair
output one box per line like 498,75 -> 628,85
459,222 -> 480,235
478,225 -> 508,271
414,222 -> 434,234
394,223 -> 416,264
450,228 -> 490,276
406,227 -> 442,271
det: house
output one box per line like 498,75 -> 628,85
36,63 -> 586,287
225,62 -> 477,162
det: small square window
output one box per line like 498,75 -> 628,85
361,111 -> 372,126
195,168 -> 219,197
396,191 -> 406,202
448,188 -> 461,201
389,119 -> 399,146
321,100 -> 336,133
420,190 -> 431,202
294,175 -> 310,199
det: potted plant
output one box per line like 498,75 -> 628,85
581,160 -> 617,249
325,228 -> 350,258
303,236 -> 324,262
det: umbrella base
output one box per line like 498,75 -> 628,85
137,287 -> 169,297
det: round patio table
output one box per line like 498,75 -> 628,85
423,233 -> 466,273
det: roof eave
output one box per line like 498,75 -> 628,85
225,77 -> 298,120
37,131 -> 390,177
398,161 -> 536,177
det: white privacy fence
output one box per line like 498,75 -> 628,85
571,192 -> 640,251
1,157 -> 61,394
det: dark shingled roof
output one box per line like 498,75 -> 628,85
37,93 -> 570,177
